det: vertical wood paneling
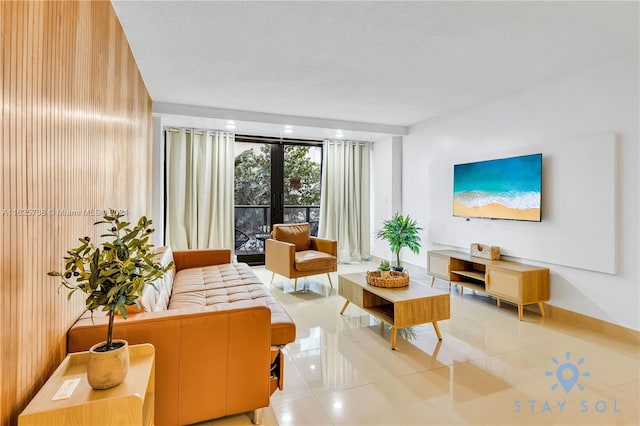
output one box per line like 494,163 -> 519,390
0,2 -> 152,424
0,2 -> 5,421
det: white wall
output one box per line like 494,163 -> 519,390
398,53 -> 639,330
371,136 -> 404,261
423,134 -> 617,273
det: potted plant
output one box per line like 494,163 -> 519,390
48,210 -> 173,389
377,259 -> 391,277
375,213 -> 423,272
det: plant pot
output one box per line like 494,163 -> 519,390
87,339 -> 129,390
381,270 -> 390,278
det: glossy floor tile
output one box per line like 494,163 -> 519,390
199,262 -> 640,426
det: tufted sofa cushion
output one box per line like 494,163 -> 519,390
169,262 -> 296,346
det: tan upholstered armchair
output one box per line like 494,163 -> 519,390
265,223 -> 338,292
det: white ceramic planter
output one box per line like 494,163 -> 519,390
87,339 -> 129,390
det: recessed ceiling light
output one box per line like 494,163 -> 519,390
335,130 -> 344,138
284,125 -> 293,134
225,120 -> 236,130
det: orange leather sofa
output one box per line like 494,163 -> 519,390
67,247 -> 296,426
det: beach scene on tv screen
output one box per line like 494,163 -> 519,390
453,154 -> 542,222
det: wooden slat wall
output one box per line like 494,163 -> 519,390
0,2 -> 152,424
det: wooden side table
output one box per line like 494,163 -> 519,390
19,343 -> 155,426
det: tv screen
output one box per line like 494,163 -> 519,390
453,153 -> 542,222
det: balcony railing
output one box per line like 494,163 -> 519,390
234,205 -> 320,255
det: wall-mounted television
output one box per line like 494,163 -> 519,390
453,153 -> 542,222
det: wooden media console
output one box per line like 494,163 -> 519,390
427,250 -> 549,320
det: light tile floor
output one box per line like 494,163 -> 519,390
200,262 -> 639,426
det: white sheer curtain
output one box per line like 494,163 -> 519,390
165,128 -> 234,250
318,140 -> 371,261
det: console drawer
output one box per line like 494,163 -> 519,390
428,254 -> 450,279
487,268 -> 522,300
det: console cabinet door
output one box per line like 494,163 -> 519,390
428,254 -> 450,279
487,267 -> 522,301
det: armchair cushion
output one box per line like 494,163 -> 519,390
273,223 -> 310,251
294,250 -> 337,272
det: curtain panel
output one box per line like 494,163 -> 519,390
319,140 -> 371,261
165,128 -> 234,250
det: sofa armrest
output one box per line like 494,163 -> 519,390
173,249 -> 232,272
310,237 -> 338,257
265,238 -> 296,277
67,305 -> 271,425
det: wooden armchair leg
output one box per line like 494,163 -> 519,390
327,273 -> 333,289
294,278 -> 298,292
270,272 -> 275,284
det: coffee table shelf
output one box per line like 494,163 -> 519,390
363,303 -> 395,324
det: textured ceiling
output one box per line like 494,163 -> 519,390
112,1 -> 639,128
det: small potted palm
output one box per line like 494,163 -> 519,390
376,213 -> 423,272
378,259 -> 391,277
49,210 -> 173,389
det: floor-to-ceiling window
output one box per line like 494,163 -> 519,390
234,135 -> 322,264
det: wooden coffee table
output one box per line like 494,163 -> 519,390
339,272 -> 450,350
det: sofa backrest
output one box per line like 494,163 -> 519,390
272,223 -> 310,251
138,246 -> 175,312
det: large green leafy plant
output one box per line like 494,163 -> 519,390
376,213 -> 423,271
49,210 -> 173,352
